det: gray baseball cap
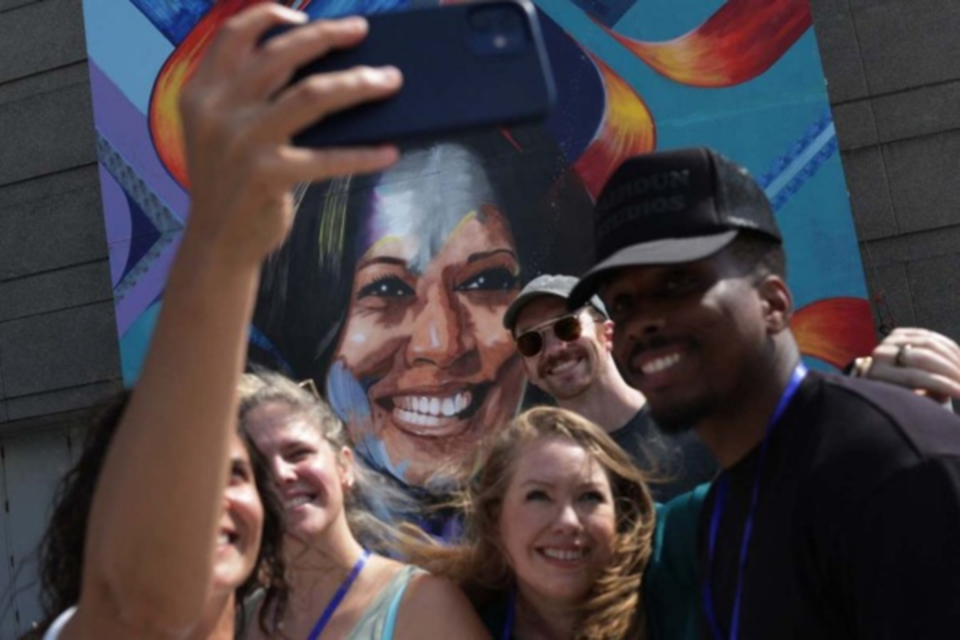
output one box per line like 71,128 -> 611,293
503,274 -> 608,333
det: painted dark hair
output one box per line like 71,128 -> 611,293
251,126 -> 594,391
32,391 -> 289,637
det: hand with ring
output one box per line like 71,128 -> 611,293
857,327 -> 960,404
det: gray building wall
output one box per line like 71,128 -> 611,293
0,0 -> 122,636
0,0 -> 958,636
812,0 -> 960,336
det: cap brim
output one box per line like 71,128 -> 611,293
503,290 -> 568,331
568,231 -> 738,308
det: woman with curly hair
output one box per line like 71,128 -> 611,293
406,406 -> 656,639
29,5 -> 422,639
31,393 -> 288,640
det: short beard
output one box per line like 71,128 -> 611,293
647,395 -> 713,435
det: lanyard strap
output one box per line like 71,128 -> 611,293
501,586 -> 517,640
702,363 -> 808,640
307,549 -> 371,640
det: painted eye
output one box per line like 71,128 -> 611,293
358,275 -> 414,298
456,267 -> 518,292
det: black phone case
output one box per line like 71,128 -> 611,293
287,1 -> 556,147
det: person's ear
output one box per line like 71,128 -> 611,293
757,275 -> 793,334
600,319 -> 615,350
337,446 -> 356,490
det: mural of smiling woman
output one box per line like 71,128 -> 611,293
329,144 -> 526,484
252,128 -> 596,488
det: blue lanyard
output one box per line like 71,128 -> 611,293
307,549 -> 371,640
702,363 -> 808,640
501,586 -> 517,640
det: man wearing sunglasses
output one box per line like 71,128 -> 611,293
503,274 -> 717,500
567,146 -> 960,639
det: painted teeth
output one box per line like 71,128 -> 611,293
542,548 -> 584,561
285,496 -> 312,509
396,409 -> 443,428
642,353 -> 681,374
394,392 -> 471,418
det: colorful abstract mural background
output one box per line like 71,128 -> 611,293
82,0 -> 876,487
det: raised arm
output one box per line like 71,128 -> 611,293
66,6 -> 401,637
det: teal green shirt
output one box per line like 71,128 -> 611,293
645,483 -> 709,640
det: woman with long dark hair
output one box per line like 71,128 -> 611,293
30,6 -> 410,638
252,129 -> 595,488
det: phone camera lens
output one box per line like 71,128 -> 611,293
470,11 -> 493,31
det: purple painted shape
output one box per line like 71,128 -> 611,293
88,61 -> 190,238
99,165 -> 132,287
115,233 -> 183,337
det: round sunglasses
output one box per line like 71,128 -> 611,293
515,310 -> 588,358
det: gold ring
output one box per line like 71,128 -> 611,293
853,356 -> 874,378
895,344 -> 912,367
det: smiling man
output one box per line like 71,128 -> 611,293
569,147 -> 960,639
502,274 -> 716,500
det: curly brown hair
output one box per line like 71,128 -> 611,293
403,406 -> 656,639
32,391 -> 289,637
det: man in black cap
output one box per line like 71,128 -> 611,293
569,147 -> 960,638
502,273 -> 716,500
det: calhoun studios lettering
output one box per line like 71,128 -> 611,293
597,169 -> 692,216
596,194 -> 687,240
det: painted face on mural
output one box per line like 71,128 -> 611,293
327,144 -> 526,485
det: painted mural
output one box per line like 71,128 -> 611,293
82,0 -> 876,490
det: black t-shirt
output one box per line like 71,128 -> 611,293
699,372 -> 960,639
610,405 -> 718,501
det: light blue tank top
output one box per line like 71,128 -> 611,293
346,564 -> 423,640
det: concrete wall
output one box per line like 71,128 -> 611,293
1,0 -> 959,634
0,0 -> 121,635
812,0 -> 960,338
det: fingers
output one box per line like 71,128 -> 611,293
868,328 -> 960,399
240,16 -> 372,100
200,3 -> 309,78
864,362 -> 960,401
878,328 -> 960,372
251,64 -> 402,142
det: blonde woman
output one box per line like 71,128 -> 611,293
407,406 -> 656,639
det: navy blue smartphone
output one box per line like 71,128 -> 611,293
282,1 -> 556,147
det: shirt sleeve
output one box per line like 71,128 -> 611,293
844,458 -> 960,639
644,483 -> 709,640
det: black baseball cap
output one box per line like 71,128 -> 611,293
503,274 -> 608,333
568,147 -> 782,307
